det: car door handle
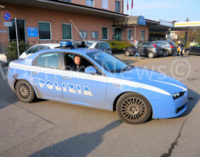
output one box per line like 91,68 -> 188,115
112,83 -> 121,87
62,76 -> 72,80
32,71 -> 39,74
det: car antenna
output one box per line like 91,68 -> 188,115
69,19 -> 89,47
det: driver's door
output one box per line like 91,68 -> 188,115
61,53 -> 107,109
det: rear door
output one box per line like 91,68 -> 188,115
190,45 -> 198,54
32,52 -> 62,100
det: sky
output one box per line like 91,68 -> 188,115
124,0 -> 200,22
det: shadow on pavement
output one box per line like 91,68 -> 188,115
0,63 -> 18,109
29,120 -> 122,157
182,88 -> 200,117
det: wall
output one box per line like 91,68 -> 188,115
63,0 -> 123,13
124,26 -> 149,41
0,4 -> 114,46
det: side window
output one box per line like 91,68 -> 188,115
36,52 -> 59,69
64,53 -> 101,74
26,46 -> 40,54
99,43 -> 107,50
95,43 -> 100,49
39,46 -> 50,51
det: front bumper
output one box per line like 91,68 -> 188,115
152,91 -> 188,119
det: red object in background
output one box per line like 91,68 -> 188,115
170,45 -> 174,48
153,43 -> 157,48
131,0 -> 134,8
127,0 -> 129,10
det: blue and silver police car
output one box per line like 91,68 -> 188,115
7,44 -> 188,124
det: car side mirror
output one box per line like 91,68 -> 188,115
85,66 -> 97,75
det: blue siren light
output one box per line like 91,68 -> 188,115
60,41 -> 73,47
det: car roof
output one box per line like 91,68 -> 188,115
35,43 -> 60,48
154,40 -> 170,43
35,48 -> 100,57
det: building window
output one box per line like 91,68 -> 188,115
102,27 -> 108,40
141,31 -> 145,41
86,0 -> 94,7
62,24 -> 72,40
80,31 -> 87,39
92,31 -> 98,39
38,22 -> 51,40
102,0 -> 108,9
128,29 -> 132,40
115,1 -> 120,13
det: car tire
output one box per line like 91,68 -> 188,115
116,93 -> 152,124
185,50 -> 190,56
125,50 -> 131,56
15,80 -> 35,103
148,52 -> 154,58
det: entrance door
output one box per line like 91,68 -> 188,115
9,19 -> 25,41
114,28 -> 122,41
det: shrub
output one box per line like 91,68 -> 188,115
6,41 -> 29,61
108,41 -> 132,53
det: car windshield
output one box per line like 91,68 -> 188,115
88,51 -> 132,73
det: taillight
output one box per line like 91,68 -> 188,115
8,65 -> 10,71
170,45 -> 174,48
153,43 -> 157,48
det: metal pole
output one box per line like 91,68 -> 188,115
134,25 -> 137,40
15,18 -> 20,59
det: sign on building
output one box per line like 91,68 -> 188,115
4,21 -> 12,27
3,11 -> 11,21
27,27 -> 38,37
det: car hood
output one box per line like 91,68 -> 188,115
113,67 -> 187,94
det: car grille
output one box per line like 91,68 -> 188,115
176,104 -> 186,114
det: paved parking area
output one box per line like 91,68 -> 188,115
0,55 -> 199,157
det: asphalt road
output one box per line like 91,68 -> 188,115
0,55 -> 199,157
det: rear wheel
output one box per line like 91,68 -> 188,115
125,50 -> 131,56
185,50 -> 190,56
15,80 -> 35,103
116,93 -> 152,124
148,52 -> 154,58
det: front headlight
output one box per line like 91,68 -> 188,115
172,92 -> 185,99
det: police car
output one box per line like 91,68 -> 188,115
7,42 -> 188,124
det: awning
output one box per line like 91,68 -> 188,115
0,0 -> 127,19
146,19 -> 173,32
114,16 -> 146,27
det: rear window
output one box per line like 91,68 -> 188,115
36,52 -> 59,69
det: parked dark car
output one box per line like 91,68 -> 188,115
154,41 -> 177,56
185,44 -> 200,55
123,46 -> 138,56
124,42 -> 163,58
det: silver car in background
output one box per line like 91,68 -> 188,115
19,43 -> 60,59
86,41 -> 112,54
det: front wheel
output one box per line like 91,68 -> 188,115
116,93 -> 152,124
15,80 -> 35,103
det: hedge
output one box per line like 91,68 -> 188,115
108,41 -> 132,53
6,41 -> 29,61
